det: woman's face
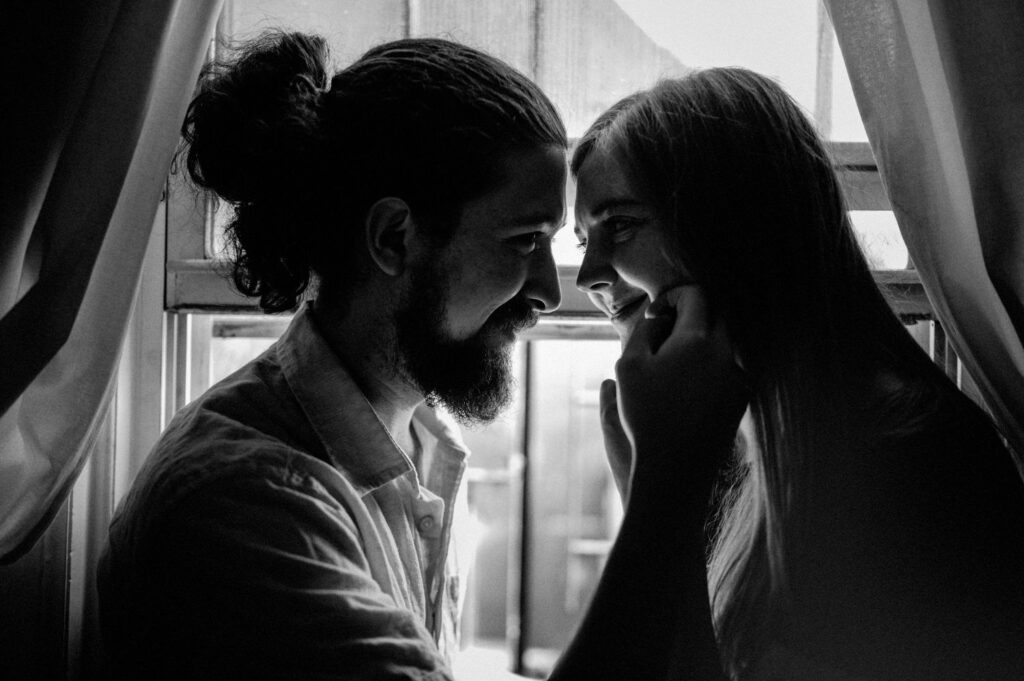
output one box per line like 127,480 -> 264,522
574,146 -> 693,344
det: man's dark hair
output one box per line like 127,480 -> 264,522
182,31 -> 567,312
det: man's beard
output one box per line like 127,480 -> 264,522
393,259 -> 539,425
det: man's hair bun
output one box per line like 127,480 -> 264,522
181,31 -> 330,205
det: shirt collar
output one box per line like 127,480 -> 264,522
276,303 -> 467,496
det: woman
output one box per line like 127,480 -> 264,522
572,69 -> 1024,680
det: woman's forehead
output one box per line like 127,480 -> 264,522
575,149 -> 645,220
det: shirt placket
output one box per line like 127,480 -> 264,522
411,490 -> 446,637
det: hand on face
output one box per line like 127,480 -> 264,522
613,285 -> 750,492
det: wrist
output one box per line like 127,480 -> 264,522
627,464 -> 716,524
630,430 -> 735,485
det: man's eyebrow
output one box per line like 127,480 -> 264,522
586,197 -> 644,215
509,212 -> 565,228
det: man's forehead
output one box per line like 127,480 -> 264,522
461,147 -> 567,226
510,209 -> 566,229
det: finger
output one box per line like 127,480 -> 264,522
599,379 -> 632,500
620,310 -> 675,358
655,285 -> 711,356
670,285 -> 709,336
625,284 -> 705,358
599,378 -> 620,427
644,283 -> 685,319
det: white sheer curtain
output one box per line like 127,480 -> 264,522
0,0 -> 222,562
826,0 -> 1024,461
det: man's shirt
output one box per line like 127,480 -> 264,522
99,304 -> 468,680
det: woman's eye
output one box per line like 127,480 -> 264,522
607,218 -> 638,243
573,217 -> 639,255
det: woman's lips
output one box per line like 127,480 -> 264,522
610,296 -> 647,322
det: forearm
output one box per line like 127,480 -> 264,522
549,448 -> 728,681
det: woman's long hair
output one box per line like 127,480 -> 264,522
572,68 -> 946,676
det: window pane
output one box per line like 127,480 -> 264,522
209,198 -> 234,260
522,339 -> 621,675
600,0 -> 819,132
223,0 -> 405,64
411,0 -> 535,75
850,210 -> 908,270
552,233 -> 584,268
537,1 -> 692,140
830,33 -> 869,142
209,314 -> 286,387
455,345 -> 527,670
540,0 -> 864,142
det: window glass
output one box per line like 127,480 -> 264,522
554,0 -> 866,141
850,211 -> 908,270
222,0 -> 405,63
521,339 -> 621,673
208,315 -> 285,386
604,0 -> 818,135
830,32 -> 868,141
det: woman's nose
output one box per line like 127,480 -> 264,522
576,243 -> 615,292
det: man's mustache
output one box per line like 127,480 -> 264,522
487,297 -> 539,334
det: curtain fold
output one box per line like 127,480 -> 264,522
0,0 -> 222,562
826,0 -> 1024,462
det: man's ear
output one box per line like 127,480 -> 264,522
365,197 -> 414,277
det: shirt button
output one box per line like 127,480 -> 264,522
417,515 -> 437,534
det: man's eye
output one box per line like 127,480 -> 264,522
575,238 -> 588,253
510,232 -> 543,253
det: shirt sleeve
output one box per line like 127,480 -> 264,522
128,459 -> 454,681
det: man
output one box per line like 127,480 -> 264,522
100,32 -> 734,681
99,31 -> 566,679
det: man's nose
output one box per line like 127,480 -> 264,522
525,246 -> 562,312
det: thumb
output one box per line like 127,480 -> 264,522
599,378 -> 633,503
